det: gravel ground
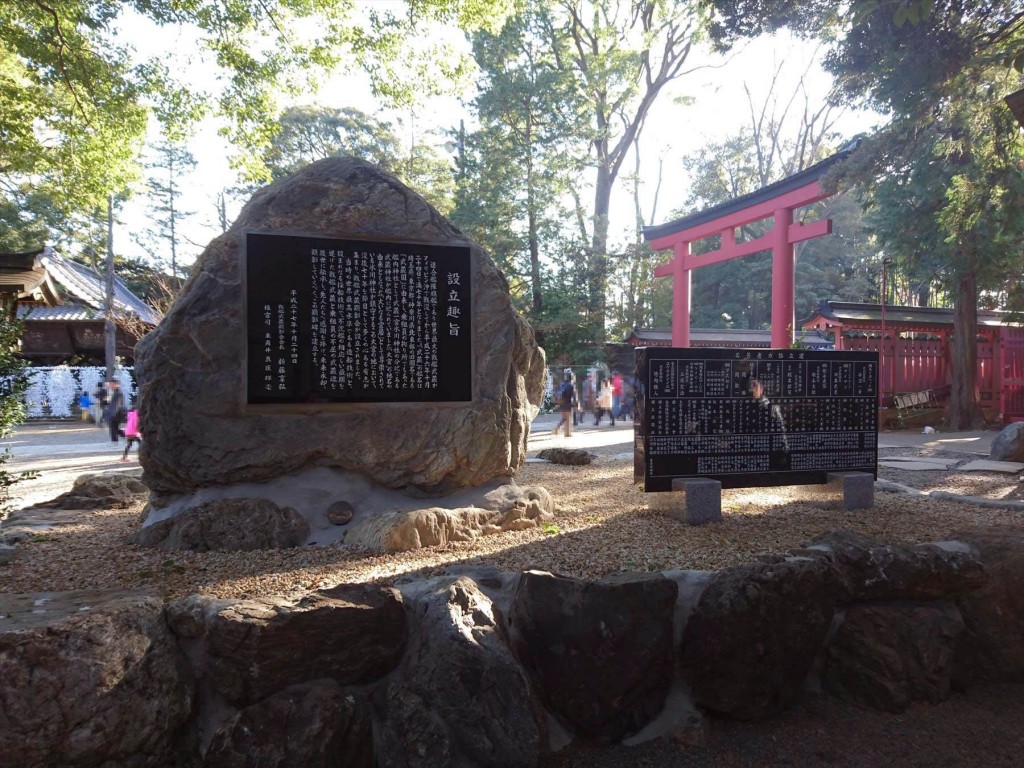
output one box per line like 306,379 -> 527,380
3,422 -> 1023,766
2,434 -> 1022,599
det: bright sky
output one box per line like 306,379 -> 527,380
113,13 -> 881,274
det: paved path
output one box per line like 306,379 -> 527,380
0,416 -> 999,513
2,422 -> 141,510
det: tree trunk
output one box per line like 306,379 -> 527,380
590,163 -> 611,342
944,270 -> 985,429
526,160 -> 542,315
104,194 -> 117,380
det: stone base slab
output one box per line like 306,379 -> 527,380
138,467 -> 553,552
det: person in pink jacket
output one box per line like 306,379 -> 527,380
121,409 -> 141,461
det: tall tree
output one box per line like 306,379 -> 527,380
263,106 -> 402,180
134,139 -> 197,280
823,3 -> 1024,428
607,138 -> 670,338
558,0 -> 707,341
452,6 -> 586,334
257,105 -> 455,214
701,0 -> 1024,427
0,0 -> 509,248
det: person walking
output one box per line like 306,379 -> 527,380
581,372 -> 597,422
78,390 -> 92,422
595,380 -> 615,426
92,382 -> 108,427
105,379 -> 125,443
552,369 -> 576,437
121,408 -> 141,461
611,370 -> 623,419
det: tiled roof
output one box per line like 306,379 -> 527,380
803,300 -> 1017,329
18,248 -> 161,325
17,303 -> 102,322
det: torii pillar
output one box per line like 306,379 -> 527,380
644,150 -> 851,348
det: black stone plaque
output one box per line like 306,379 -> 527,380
246,233 -> 472,404
635,347 -> 878,491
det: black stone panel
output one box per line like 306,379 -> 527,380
635,347 -> 878,491
246,233 -> 472,404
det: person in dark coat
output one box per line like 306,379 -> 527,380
105,379 -> 125,443
552,369 -> 576,437
92,382 -> 108,427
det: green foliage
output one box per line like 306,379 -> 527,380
699,0 -> 842,50
450,6 -> 590,354
559,0 -> 709,340
0,27 -> 145,247
453,1 -> 707,350
0,0 -> 510,249
823,2 -> 1024,427
530,256 -> 600,365
263,106 -> 403,180
0,312 -> 32,518
133,139 -> 198,279
672,122 -> 876,332
257,105 -> 455,215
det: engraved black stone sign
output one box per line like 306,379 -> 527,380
246,233 -> 472,404
635,347 -> 878,491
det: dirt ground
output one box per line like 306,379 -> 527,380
545,684 -> 1024,767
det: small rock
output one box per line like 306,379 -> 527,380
132,497 -> 309,552
990,422 -> 1024,462
0,543 -> 17,566
536,448 -> 593,465
33,472 -> 148,510
327,500 -> 355,525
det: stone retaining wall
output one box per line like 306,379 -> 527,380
2,525 -> 1022,767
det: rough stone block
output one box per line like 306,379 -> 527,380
666,478 -> 722,525
827,471 -> 874,511
798,472 -> 874,510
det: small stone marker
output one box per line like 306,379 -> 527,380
669,478 -> 722,526
828,471 -> 874,511
800,471 -> 874,511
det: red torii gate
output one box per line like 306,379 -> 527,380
643,148 -> 854,348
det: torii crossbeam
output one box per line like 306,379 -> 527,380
643,147 -> 853,348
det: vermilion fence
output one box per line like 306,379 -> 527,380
844,336 -> 950,403
844,333 -> 1024,423
1000,328 -> 1024,422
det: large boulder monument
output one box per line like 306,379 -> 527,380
133,157 -> 548,551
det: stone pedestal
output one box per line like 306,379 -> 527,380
663,478 -> 723,526
799,471 -> 874,511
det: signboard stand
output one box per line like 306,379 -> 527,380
636,346 -> 879,521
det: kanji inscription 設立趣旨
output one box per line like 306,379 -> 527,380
245,233 -> 472,404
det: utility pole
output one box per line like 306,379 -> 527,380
104,193 -> 117,380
